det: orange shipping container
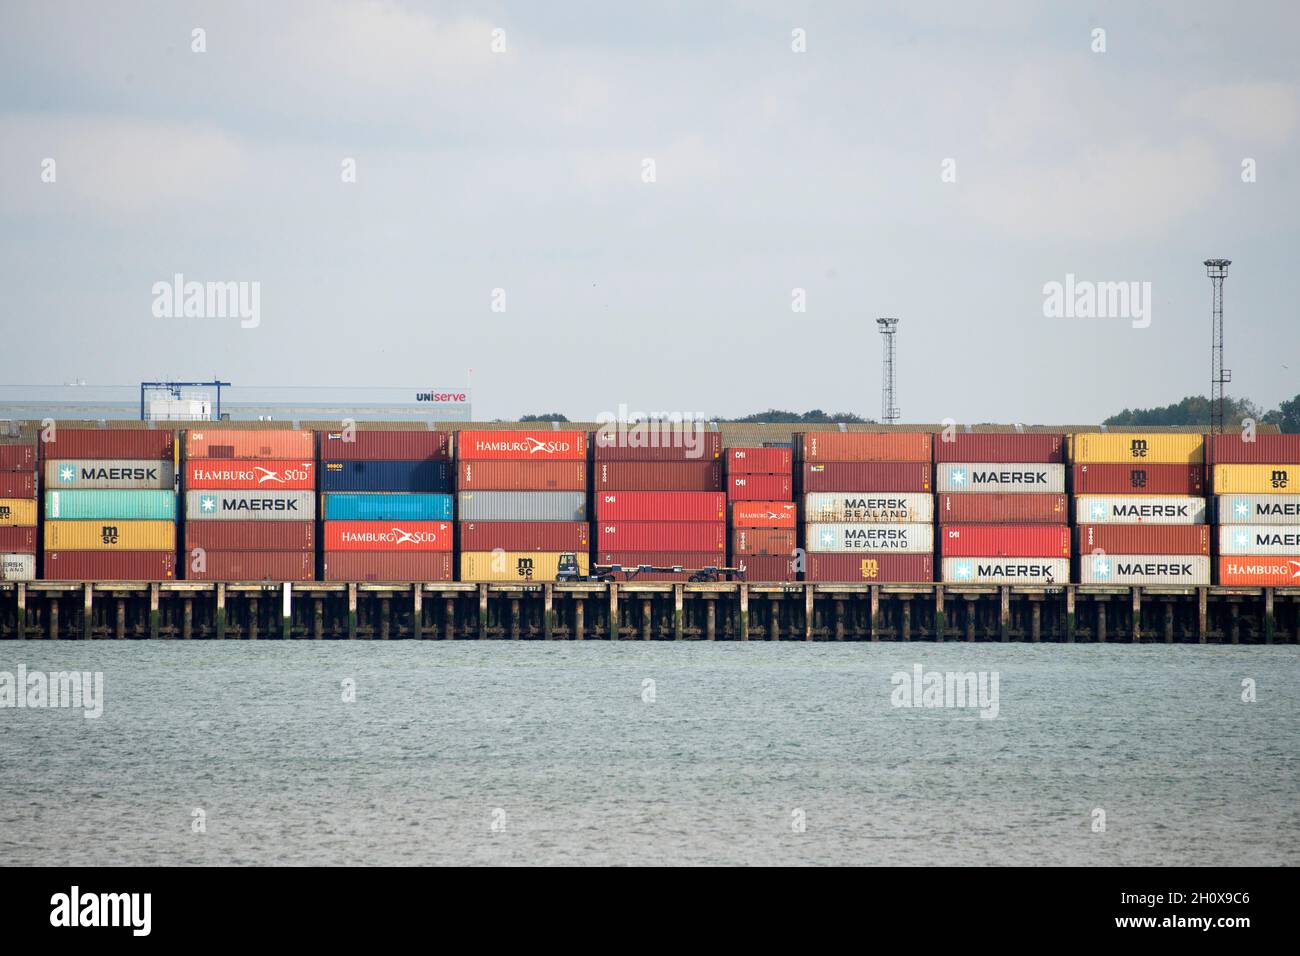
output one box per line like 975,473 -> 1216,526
185,429 -> 315,460
458,460 -> 587,491
730,501 -> 798,529
456,430 -> 587,461
800,432 -> 932,462
1217,557 -> 1300,586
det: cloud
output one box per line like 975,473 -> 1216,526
1183,82 -> 1299,144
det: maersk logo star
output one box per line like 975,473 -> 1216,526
200,496 -> 217,512
1234,531 -> 1249,548
954,561 -> 973,580
59,466 -> 75,483
819,530 -> 835,547
949,468 -> 966,486
1091,502 -> 1106,519
1233,500 -> 1250,518
1092,558 -> 1111,578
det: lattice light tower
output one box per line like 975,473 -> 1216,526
1204,259 -> 1231,435
877,317 -> 900,424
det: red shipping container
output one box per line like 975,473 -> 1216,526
42,429 -> 173,460
1217,557 -> 1300,586
324,521 -> 453,552
186,551 -> 314,581
184,429 -> 313,460
597,551 -> 732,581
459,521 -> 589,552
0,473 -> 36,498
44,550 -> 177,580
732,528 -> 798,556
595,462 -> 722,491
1210,434 -> 1300,464
320,430 -> 451,461
1076,524 -> 1210,556
0,444 -> 36,470
799,432 -> 931,463
458,460 -> 586,491
595,492 -> 726,521
1072,464 -> 1204,495
184,521 -> 315,551
730,501 -> 798,529
802,462 -> 931,493
324,552 -> 453,582
738,555 -> 799,581
936,493 -> 1069,524
597,521 -> 725,552
594,428 -> 721,461
727,474 -> 793,501
186,459 -> 316,490
0,527 -> 38,551
806,553 -> 934,583
940,525 -> 1071,558
934,433 -> 1065,463
727,447 -> 793,473
457,430 -> 587,461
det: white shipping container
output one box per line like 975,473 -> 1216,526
941,557 -> 1068,585
1218,524 -> 1300,556
803,492 -> 933,523
1074,495 -> 1206,525
185,490 -> 316,521
935,462 -> 1065,494
1216,494 -> 1300,525
0,552 -> 36,581
806,523 -> 934,553
45,459 -> 175,490
1078,553 -> 1210,585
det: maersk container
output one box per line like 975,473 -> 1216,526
1218,524 -> 1300,556
1210,434 -> 1300,464
934,433 -> 1065,463
184,429 -> 314,460
42,428 -> 173,460
0,443 -> 37,470
1073,495 -> 1206,524
459,521 -> 589,552
457,491 -> 586,522
737,554 -> 798,582
732,528 -> 798,556
322,460 -> 452,493
730,501 -> 798,529
805,553 -> 933,583
324,493 -> 454,522
185,490 -> 316,521
803,492 -> 933,524
457,430 -> 587,461
595,462 -> 723,492
1,553 -> 35,581
597,521 -> 725,552
1216,494 -> 1300,525
319,430 -> 451,462
44,520 -> 175,551
594,492 -> 725,522
727,474 -> 792,501
942,557 -> 1069,585
594,429 -> 722,461
1069,433 -> 1204,464
1072,463 -> 1204,496
1076,524 -> 1210,556
936,493 -> 1067,524
1078,554 -> 1210,585
0,499 -> 39,526
1217,557 -> 1300,586
186,550 -> 315,581
44,550 -> 176,581
324,521 -> 453,552
186,459 -> 315,491
1212,464 -> 1296,495
460,551 -> 587,582
45,459 -> 175,490
0,527 -> 37,552
184,521 -> 315,551
323,552 -> 454,582
727,447 -> 793,473
939,525 -> 1070,558
46,490 -> 176,521
799,432 -> 931,463
802,462 -> 930,493
934,462 -> 1065,494
806,523 -> 934,553
458,460 -> 586,491
0,473 -> 34,498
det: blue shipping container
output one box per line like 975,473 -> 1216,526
321,460 -> 453,492
323,493 -> 455,521
45,490 -> 177,520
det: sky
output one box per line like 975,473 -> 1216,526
0,0 -> 1296,423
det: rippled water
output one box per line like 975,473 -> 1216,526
1,643 -> 1296,865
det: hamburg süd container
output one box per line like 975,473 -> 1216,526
806,523 -> 934,553
1,553 -> 35,580
1077,553 -> 1210,585
0,443 -> 37,470
44,520 -> 176,551
46,490 -> 176,521
934,463 -> 1065,494
183,521 -> 315,551
185,490 -> 315,520
727,447 -> 793,473
0,474 -> 35,498
185,551 -> 315,581
324,493 -> 454,522
457,430 -> 587,461
934,433 -> 1065,463
43,551 -> 177,581
939,525 -> 1070,558
1073,495 -> 1206,524
42,429 -> 174,460
1069,433 -> 1204,464
457,491 -> 586,522
730,501 -> 798,529
1211,464 -> 1296,495
458,460 -> 586,491
1210,434 -> 1300,464
732,528 -> 798,556
935,493 -> 1067,524
801,463 -> 931,493
1217,557 -> 1300,586
45,459 -> 175,490
805,553 -> 934,583
1075,524 -> 1210,556
0,499 -> 40,526
1218,524 -> 1300,556
726,474 -> 792,501
184,429 -> 314,460
322,460 -> 453,492
799,432 -> 931,462
597,521 -> 725,552
458,521 -> 589,552
1072,463 -> 1205,495
323,552 -> 454,582
594,462 -> 722,491
1216,494 -> 1300,525
594,428 -> 721,461
594,492 -> 725,522
942,557 -> 1069,585
323,521 -> 453,552
319,430 -> 451,461
460,551 -> 588,582
803,492 -> 932,524
0,527 -> 37,551
186,460 -> 315,490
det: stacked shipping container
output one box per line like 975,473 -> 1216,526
935,434 -> 1070,584
727,446 -> 796,581
1211,434 -> 1300,585
321,430 -> 454,581
0,441 -> 38,580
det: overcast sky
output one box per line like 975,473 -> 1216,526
1,0 -> 1296,423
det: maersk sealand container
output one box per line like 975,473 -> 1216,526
46,490 -> 176,520
323,493 -> 454,521
321,460 -> 454,492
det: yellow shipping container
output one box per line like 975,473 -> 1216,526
460,551 -> 587,582
0,498 -> 38,527
1213,464 -> 1297,494
44,520 -> 176,551
1070,433 -> 1205,464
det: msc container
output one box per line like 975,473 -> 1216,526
186,459 -> 315,490
319,430 -> 451,461
736,555 -> 798,581
186,551 -> 315,582
0,527 -> 37,552
939,525 -> 1071,558
942,557 -> 1070,585
1074,495 -> 1206,524
43,551 -> 177,581
46,490 -> 176,521
44,520 -> 176,551
802,462 -> 931,493
321,460 -> 452,493
806,523 -> 934,553
1,553 -> 35,580
1072,463 -> 1205,495
323,493 -> 454,522
0,473 -> 35,498
1076,524 -> 1210,556
457,430 -> 588,461
458,521 -> 589,552
460,551 -> 587,582
458,460 -> 586,491
1219,524 -> 1300,556
0,499 -> 39,526
42,429 -> 173,460
457,491 -> 586,522
1216,494 -> 1300,525
185,490 -> 315,521
184,429 -> 314,460
45,459 -> 175,490
594,428 -> 721,461
594,461 -> 722,491
1210,434 -> 1300,464
730,501 -> 798,529
727,447 -> 793,473
597,521 -> 725,552
324,521 -> 453,552
595,552 -> 729,580
804,492 -> 933,524
594,491 -> 725,522
934,433 -> 1065,463
799,432 -> 931,462
1069,433 -> 1204,464
727,474 -> 793,501
1217,557 -> 1300,586
183,521 -> 315,551
0,444 -> 37,470
806,553 -> 934,583
1078,554 -> 1210,585
323,552 -> 454,582
936,493 -> 1068,524
1212,464 -> 1296,494
935,462 -> 1065,494
732,528 -> 798,556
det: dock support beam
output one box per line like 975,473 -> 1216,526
183,597 -> 192,640
510,598 -> 521,640
705,598 -> 715,641
1264,589 -> 1275,645
769,595 -> 780,642
83,584 -> 93,641
608,584 -> 619,641
1065,586 -> 1075,643
444,598 -> 455,641
641,598 -> 652,641
805,586 -> 814,641
1229,602 -> 1240,645
1096,599 -> 1106,644
314,597 -> 324,640
116,598 -> 126,640
870,587 -> 880,641
49,597 -> 58,640
1131,588 -> 1142,643
999,587 -> 1010,643
674,585 -> 683,641
901,598 -> 911,642
739,585 -> 749,641
1164,601 -> 1174,644
248,597 -> 258,641
380,597 -> 391,640
412,585 -> 423,640
1197,587 -> 1207,644
16,584 -> 26,640
545,584 -> 555,640
283,583 -> 292,641
149,583 -> 160,640
1031,600 -> 1041,643
574,597 -> 584,641
478,584 -> 488,640
216,584 -> 226,640
965,597 -> 976,642
935,586 -> 945,643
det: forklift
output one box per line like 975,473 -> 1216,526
555,553 -> 746,584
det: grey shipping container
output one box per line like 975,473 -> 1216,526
456,491 -> 587,522
185,490 -> 316,521
1,553 -> 36,580
45,459 -> 175,490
